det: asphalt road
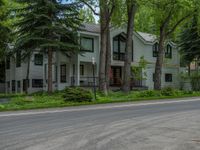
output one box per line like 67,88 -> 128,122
1,98 -> 200,150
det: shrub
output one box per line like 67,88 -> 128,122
0,104 -> 5,109
136,90 -> 160,97
63,87 -> 93,102
161,87 -> 177,96
190,74 -> 200,91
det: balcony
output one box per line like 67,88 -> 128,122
113,52 -> 125,61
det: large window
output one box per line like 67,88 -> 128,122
60,64 -> 67,83
80,65 -> 84,76
80,37 -> 94,52
12,80 -> 15,92
165,74 -> 172,82
32,79 -> 43,88
34,54 -> 43,65
153,42 -> 159,57
113,34 -> 132,61
6,57 -> 10,69
165,44 -> 172,58
16,51 -> 21,67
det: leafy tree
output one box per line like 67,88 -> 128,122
0,0 -> 10,61
79,8 -> 96,23
15,0 -> 82,94
143,0 -> 196,90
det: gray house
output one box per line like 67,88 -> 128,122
5,23 -> 181,94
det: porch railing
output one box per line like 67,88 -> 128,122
71,76 -> 144,88
71,76 -> 99,87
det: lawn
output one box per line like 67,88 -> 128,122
1,88 -> 200,111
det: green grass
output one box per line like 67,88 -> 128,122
1,90 -> 200,111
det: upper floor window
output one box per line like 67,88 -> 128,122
34,54 -> 43,65
165,44 -> 172,58
16,51 -> 21,67
113,34 -> 132,61
6,57 -> 10,69
80,37 -> 94,52
153,42 -> 159,57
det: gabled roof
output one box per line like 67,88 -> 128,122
80,23 -> 100,33
80,23 -> 176,46
136,32 -> 157,43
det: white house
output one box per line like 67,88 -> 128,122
5,23 -> 181,93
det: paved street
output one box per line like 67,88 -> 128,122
1,98 -> 200,150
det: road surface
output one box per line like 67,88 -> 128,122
1,98 -> 200,150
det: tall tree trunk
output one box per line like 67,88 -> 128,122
25,54 -> 31,94
105,28 -> 111,91
188,63 -> 191,76
99,0 -> 109,95
123,1 -> 137,93
154,29 -> 165,90
48,48 -> 53,94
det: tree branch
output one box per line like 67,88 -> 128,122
166,13 -> 192,36
81,0 -> 100,16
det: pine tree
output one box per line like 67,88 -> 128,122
15,0 -> 82,94
179,13 -> 200,74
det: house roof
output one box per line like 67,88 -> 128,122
80,23 -> 100,33
80,23 -> 167,44
136,32 -> 157,43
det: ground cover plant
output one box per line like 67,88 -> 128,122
0,87 -> 200,111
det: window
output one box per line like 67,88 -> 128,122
32,79 -> 43,88
165,44 -> 172,58
17,81 -> 21,88
34,54 -> 43,65
113,34 -> 129,61
60,64 -> 66,83
80,65 -> 84,76
153,42 -> 159,57
6,57 -> 10,69
12,80 -> 15,92
16,51 -> 21,67
165,74 -> 172,82
80,37 -> 94,52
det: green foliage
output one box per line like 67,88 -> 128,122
179,13 -> 200,67
190,73 -> 200,91
14,0 -> 82,60
63,87 -> 93,102
131,56 -> 147,80
79,8 -> 96,23
136,90 -> 160,97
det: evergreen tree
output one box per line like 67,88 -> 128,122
15,0 -> 82,94
179,13 -> 200,74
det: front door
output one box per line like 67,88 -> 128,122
111,67 -> 122,86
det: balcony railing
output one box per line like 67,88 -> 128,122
113,52 -> 125,61
71,76 -> 144,88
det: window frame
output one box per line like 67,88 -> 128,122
6,57 -> 10,69
60,64 -> 67,83
16,51 -> 21,67
153,42 -> 159,57
34,54 -> 43,66
80,37 -> 94,52
80,64 -> 84,76
165,44 -> 172,59
32,79 -> 43,88
165,73 -> 173,82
